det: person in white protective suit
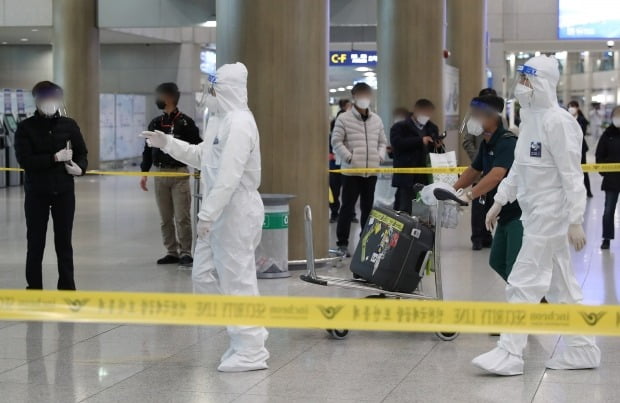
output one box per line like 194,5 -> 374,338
141,62 -> 269,372
472,55 -> 601,376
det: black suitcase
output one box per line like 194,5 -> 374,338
350,206 -> 434,293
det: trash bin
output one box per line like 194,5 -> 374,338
256,194 -> 295,279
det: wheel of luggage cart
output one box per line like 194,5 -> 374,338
326,329 -> 349,339
435,332 -> 459,341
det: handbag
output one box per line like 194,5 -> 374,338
429,145 -> 458,187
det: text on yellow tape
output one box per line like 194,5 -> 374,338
0,290 -> 619,336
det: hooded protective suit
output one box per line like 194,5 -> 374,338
154,63 -> 269,372
472,56 -> 600,375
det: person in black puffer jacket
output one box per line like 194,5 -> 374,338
595,105 -> 620,250
14,81 -> 88,290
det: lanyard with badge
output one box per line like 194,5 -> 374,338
160,111 -> 181,135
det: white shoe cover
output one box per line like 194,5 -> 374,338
546,344 -> 601,370
472,346 -> 524,376
220,347 -> 236,363
217,351 -> 269,373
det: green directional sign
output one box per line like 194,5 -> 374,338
263,212 -> 289,230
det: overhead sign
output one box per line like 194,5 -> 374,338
330,51 -> 378,66
200,49 -> 216,75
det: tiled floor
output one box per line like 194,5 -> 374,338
0,170 -> 618,403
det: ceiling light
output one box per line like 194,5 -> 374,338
534,51 -> 541,57
337,87 -> 345,91
200,20 -> 217,28
607,40 -> 615,47
31,28 -> 39,32
20,38 -> 29,42
363,72 -> 376,77
1,42 -> 7,45
346,85 -> 353,90
329,89 -> 337,93
354,67 -> 371,72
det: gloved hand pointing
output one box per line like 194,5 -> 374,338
568,224 -> 586,251
140,130 -> 169,149
65,161 -> 82,176
485,202 -> 502,232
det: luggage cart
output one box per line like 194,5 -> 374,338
301,188 -> 468,341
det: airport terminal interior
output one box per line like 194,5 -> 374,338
1,0 -> 620,402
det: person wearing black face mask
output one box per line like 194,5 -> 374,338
140,82 -> 202,267
14,81 -> 88,290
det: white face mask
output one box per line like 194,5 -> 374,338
466,118 -> 484,136
613,117 -> 620,128
38,101 -> 60,117
514,83 -> 534,107
355,98 -> 371,110
568,106 -> 578,116
416,115 -> 430,126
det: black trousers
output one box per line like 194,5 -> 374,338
329,172 -> 342,218
393,186 -> 416,215
337,175 -> 377,246
603,191 -> 619,240
25,190 -> 76,290
471,196 -> 492,245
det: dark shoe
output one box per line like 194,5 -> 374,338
179,255 -> 194,267
351,217 -> 360,224
482,240 -> 493,248
157,255 -> 180,265
330,215 -> 338,224
601,239 -> 610,250
337,246 -> 351,258
489,333 -> 500,337
540,297 -> 548,304
472,241 -> 483,251
587,192 -> 594,198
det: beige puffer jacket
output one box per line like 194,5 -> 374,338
331,108 -> 387,177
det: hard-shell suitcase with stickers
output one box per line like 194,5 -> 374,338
350,206 -> 434,293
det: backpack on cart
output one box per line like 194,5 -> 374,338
350,206 -> 434,293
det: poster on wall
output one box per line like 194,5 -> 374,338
99,94 -> 147,162
443,65 -> 459,130
100,94 -> 116,161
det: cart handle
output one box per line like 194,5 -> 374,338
433,188 -> 468,207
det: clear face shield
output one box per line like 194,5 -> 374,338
459,101 -> 503,136
35,87 -> 65,117
510,64 -> 537,108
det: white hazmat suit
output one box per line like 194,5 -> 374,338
142,62 -> 269,372
472,56 -> 601,375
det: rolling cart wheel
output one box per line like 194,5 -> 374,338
326,329 -> 349,340
436,332 -> 459,341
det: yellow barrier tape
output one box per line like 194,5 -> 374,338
331,163 -> 620,175
0,290 -> 618,336
0,167 -> 195,178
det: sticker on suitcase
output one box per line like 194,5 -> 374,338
360,211 -> 404,271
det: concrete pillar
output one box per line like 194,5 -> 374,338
584,51 -> 594,115
447,0 -> 486,164
377,0 -> 446,132
216,0 -> 329,259
561,53 -> 575,106
53,0 -> 100,168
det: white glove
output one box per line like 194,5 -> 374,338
457,190 -> 472,205
54,148 -> 73,162
197,220 -> 212,240
568,224 -> 586,251
140,130 -> 170,149
65,161 -> 82,176
485,202 -> 502,232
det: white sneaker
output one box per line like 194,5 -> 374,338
472,346 -> 524,376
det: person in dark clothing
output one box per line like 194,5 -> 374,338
463,88 -> 499,250
14,81 -> 88,290
595,105 -> 620,250
390,99 -> 438,214
568,100 -> 593,198
329,99 -> 354,223
140,82 -> 202,267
